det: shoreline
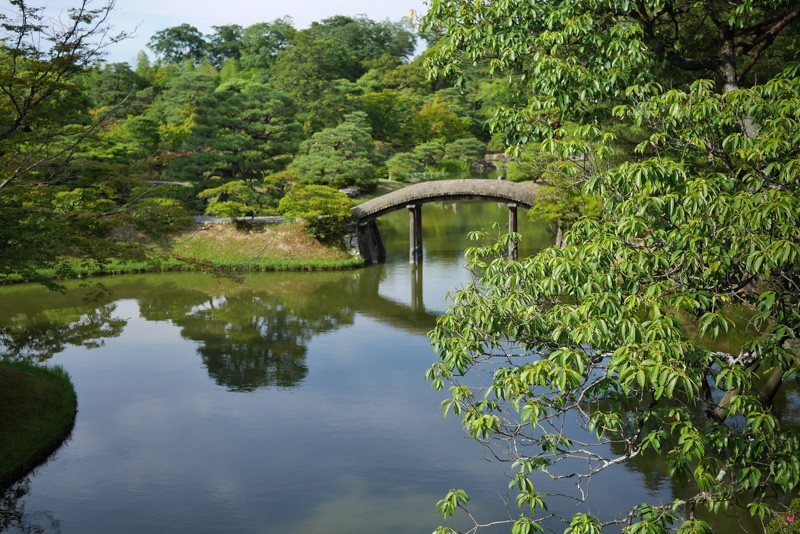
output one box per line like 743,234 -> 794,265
0,362 -> 78,494
0,221 -> 366,287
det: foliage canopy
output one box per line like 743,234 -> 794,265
288,112 -> 379,190
0,0 -> 171,288
167,82 -> 303,188
422,1 -> 800,532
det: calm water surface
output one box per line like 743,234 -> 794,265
0,201 -> 784,533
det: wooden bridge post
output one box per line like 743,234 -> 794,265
508,203 -> 518,260
408,204 -> 423,264
352,180 -> 538,263
358,219 -> 387,264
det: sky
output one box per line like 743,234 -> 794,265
38,0 -> 430,64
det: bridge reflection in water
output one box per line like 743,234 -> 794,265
411,264 -> 423,312
352,179 -> 537,264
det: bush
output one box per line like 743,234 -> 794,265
288,112 -> 378,190
413,139 -> 446,168
278,184 -> 353,243
436,158 -> 470,175
505,161 -> 537,182
444,137 -> 487,163
767,498 -> 800,534
386,152 -> 424,181
374,166 -> 389,180
197,180 -> 272,218
387,139 -> 452,181
130,197 -> 192,237
403,171 -> 450,182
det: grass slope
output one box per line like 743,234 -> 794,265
0,361 -> 77,492
170,222 -> 361,271
0,221 -> 363,284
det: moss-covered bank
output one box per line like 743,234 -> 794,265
0,221 -> 364,285
170,221 -> 361,270
0,361 -> 77,493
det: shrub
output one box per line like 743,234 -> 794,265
288,112 -> 378,190
197,180 -> 272,218
444,137 -> 487,163
436,158 -> 469,175
505,161 -> 537,182
132,197 -> 192,235
767,498 -> 800,534
278,184 -> 353,243
386,152 -> 424,181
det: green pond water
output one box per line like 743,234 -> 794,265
0,201 -> 791,533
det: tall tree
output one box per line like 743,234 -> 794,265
85,62 -> 140,108
240,18 -> 296,72
0,0 -> 126,177
0,0 -> 149,288
357,89 -> 411,143
147,23 -> 207,65
424,0 -> 800,144
422,1 -> 800,532
206,24 -> 244,68
269,30 -> 363,130
400,92 -> 471,146
147,69 -> 217,149
167,81 -> 303,188
135,50 -> 154,83
308,15 -> 417,64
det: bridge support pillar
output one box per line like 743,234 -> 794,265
508,203 -> 518,260
358,219 -> 386,264
408,204 -> 423,264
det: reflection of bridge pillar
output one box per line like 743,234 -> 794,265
508,203 -> 518,260
411,263 -> 423,311
408,204 -> 423,264
358,219 -> 387,264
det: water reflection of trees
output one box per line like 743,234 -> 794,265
0,265 -> 440,390
0,278 -> 357,390
0,478 -> 60,533
0,304 -> 125,361
150,291 -> 355,391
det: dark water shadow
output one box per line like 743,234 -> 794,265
0,478 -> 61,533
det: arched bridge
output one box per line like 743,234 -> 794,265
350,179 -> 537,264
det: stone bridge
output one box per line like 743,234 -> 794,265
350,179 -> 537,264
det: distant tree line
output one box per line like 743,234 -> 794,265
63,13 -> 515,222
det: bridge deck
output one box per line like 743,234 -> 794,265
352,179 -> 537,221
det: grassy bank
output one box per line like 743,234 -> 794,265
0,221 -> 363,285
170,222 -> 363,271
0,360 -> 77,492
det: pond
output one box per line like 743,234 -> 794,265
0,201 -> 781,533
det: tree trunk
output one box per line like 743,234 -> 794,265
714,360 -> 760,421
719,34 -> 759,137
555,220 -> 563,248
759,366 -> 784,407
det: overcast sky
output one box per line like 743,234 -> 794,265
38,0 -> 430,64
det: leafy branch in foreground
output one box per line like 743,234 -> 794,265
0,2 -> 199,289
422,1 -> 800,531
427,73 -> 800,533
0,0 -> 128,191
